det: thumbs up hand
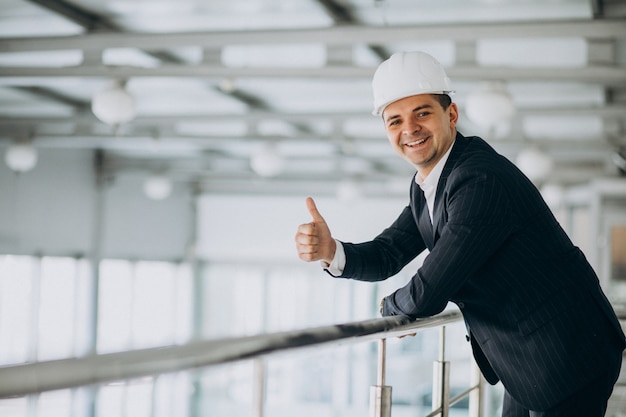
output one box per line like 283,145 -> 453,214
295,197 -> 336,264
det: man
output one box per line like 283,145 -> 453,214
295,51 -> 625,416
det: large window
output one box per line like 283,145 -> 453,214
0,254 -> 498,417
98,260 -> 192,353
0,255 -> 35,365
0,255 -> 193,417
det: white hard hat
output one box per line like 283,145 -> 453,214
371,51 -> 454,116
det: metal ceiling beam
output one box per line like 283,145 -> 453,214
26,0 -> 273,117
1,64 -> 624,85
27,0 -> 117,32
25,0 -> 185,64
9,1 -> 105,114
1,105 -> 625,127
113,163 -> 613,194
12,134 -> 616,151
314,0 -> 390,61
207,85 -> 315,134
591,0 -> 605,18
100,147 -> 612,176
1,19 -> 624,53
315,0 -> 355,24
18,0 -> 182,116
11,86 -> 90,110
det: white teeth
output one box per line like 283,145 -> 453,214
407,138 -> 427,147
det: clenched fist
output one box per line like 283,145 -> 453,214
295,197 -> 336,264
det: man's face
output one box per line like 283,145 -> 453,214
383,94 -> 458,177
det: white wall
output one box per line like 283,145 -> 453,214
0,149 -> 96,256
197,194 -> 411,263
0,147 -> 412,263
0,148 -> 192,260
101,174 -> 193,260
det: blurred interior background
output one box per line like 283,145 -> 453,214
0,0 -> 625,416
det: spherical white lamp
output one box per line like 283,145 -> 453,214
5,142 -> 38,173
143,174 -> 172,200
250,142 -> 285,177
92,81 -> 136,125
515,147 -> 553,183
465,81 -> 516,128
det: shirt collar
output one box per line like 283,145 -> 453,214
415,139 -> 456,187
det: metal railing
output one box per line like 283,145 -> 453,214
0,309 -> 482,417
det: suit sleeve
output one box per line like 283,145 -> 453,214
383,168 -> 517,318
340,205 -> 427,281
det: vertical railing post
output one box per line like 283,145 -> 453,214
253,359 -> 265,417
469,359 -> 484,417
369,338 -> 392,417
432,326 -> 450,417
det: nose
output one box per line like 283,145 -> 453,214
402,117 -> 421,136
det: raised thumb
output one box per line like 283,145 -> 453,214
306,197 -> 325,223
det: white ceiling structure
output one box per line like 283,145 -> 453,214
0,0 -> 625,198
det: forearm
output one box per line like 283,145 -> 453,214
340,207 -> 426,281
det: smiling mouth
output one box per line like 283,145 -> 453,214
405,137 -> 428,147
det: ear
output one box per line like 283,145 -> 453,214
448,102 -> 459,128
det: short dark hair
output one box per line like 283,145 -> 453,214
432,94 -> 452,110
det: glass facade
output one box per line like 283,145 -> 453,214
0,255 -> 501,417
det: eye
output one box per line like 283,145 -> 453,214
416,111 -> 430,118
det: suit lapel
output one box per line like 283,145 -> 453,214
431,133 -> 469,243
418,202 -> 434,249
411,178 -> 435,249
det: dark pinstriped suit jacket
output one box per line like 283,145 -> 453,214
339,133 -> 626,410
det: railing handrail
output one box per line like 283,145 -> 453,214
0,309 -> 463,398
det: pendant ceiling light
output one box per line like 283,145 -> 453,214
250,142 -> 285,178
465,81 -> 516,129
143,174 -> 173,201
5,142 -> 38,173
92,80 -> 137,125
515,146 -> 554,183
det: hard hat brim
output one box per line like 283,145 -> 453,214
372,90 -> 455,116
